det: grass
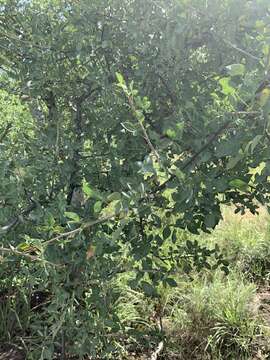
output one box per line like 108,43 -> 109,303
113,206 -> 270,359
199,206 -> 270,282
164,273 -> 264,359
1,206 -> 270,359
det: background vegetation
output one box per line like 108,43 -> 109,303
1,0 -> 270,359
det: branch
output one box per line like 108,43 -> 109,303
43,214 -> 116,246
156,119 -> 232,192
150,341 -> 164,360
0,246 -> 60,266
128,95 -> 160,163
155,111 -> 259,193
0,202 -> 37,236
223,39 -> 261,61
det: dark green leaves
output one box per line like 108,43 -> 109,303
162,226 -> 171,240
0,0 -> 269,357
164,277 -> 177,287
141,281 -> 158,297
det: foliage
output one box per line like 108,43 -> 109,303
1,0 -> 270,358
112,209 -> 270,360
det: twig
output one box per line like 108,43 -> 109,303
0,202 -> 37,235
150,341 -> 164,360
43,214 -> 116,246
223,39 -> 261,61
0,246 -> 39,261
229,111 -> 260,115
128,95 -> 160,163
0,246 -> 60,266
155,110 -> 260,193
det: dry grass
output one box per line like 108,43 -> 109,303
221,206 -> 269,231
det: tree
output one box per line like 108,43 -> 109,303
0,0 -> 270,357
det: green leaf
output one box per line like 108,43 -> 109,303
204,214 -> 217,229
83,181 -> 104,200
174,168 -> 185,181
219,77 -> 236,95
17,242 -> 32,251
187,224 -> 200,235
245,135 -> 263,154
162,226 -> 171,239
141,281 -> 158,297
186,240 -> 193,250
64,212 -> 80,222
222,260 -> 230,266
251,135 -> 263,152
221,266 -> 230,275
82,181 -> 93,197
166,128 -> 176,139
107,192 -> 121,202
226,63 -> 245,76
94,201 -> 102,213
165,277 -> 177,287
113,200 -> 122,214
229,178 -> 249,191
226,153 -> 243,170
116,72 -> 125,85
183,263 -> 192,274
172,229 -> 177,243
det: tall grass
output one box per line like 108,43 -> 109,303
164,272 -> 263,359
113,206 -> 270,359
198,207 -> 270,282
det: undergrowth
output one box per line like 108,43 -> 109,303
114,207 -> 270,359
1,207 -> 270,359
